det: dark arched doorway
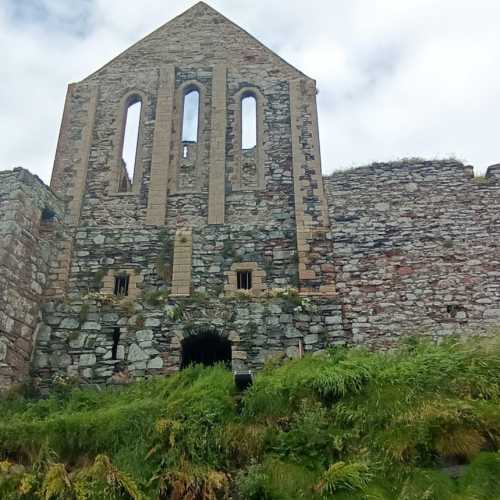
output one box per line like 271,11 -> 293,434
180,330 -> 232,369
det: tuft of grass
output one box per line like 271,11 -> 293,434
79,303 -> 89,323
135,313 -> 145,329
456,452 -> 500,499
120,298 -> 136,316
166,303 -> 185,321
314,461 -> 373,495
184,291 -> 210,304
236,458 -> 320,500
474,175 -> 488,185
396,468 -> 457,500
144,290 -> 169,306
93,269 -> 107,289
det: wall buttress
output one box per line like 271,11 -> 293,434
50,83 -> 75,195
289,78 -> 335,296
146,65 -> 175,225
208,63 -> 227,225
68,84 -> 98,226
170,227 -> 193,297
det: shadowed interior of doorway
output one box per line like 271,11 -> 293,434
180,329 -> 231,369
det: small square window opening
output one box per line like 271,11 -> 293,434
114,275 -> 130,296
41,207 -> 56,224
236,270 -> 252,290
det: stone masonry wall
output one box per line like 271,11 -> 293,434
326,160 -> 500,348
0,168 -> 65,388
8,158 -> 500,388
32,297 -> 343,386
65,224 -> 298,299
8,4 -> 500,389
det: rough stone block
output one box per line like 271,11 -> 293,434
128,343 -> 149,362
79,354 -> 96,367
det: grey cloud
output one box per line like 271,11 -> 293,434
5,0 -> 94,36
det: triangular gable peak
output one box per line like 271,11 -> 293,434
81,2 -> 310,83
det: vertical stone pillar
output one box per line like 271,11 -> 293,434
48,235 -> 73,298
49,83 -> 98,297
51,82 -> 98,225
146,65 -> 175,225
51,84 -> 75,195
170,228 -> 193,297
306,80 -> 330,228
289,78 -> 335,296
208,63 -> 227,225
68,85 -> 98,226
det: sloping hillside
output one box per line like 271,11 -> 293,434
1,337 -> 500,499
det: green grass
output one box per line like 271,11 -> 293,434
1,336 -> 500,498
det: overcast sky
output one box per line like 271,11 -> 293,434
2,0 -> 500,183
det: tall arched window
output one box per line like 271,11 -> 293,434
120,98 -> 142,192
175,83 -> 204,193
182,89 -> 200,145
233,87 -> 264,191
241,94 -> 257,150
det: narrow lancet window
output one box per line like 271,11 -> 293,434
241,95 -> 257,150
120,99 -> 142,192
182,90 -> 200,143
111,327 -> 121,360
41,207 -> 56,224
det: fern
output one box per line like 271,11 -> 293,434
77,454 -> 143,500
40,463 -> 75,500
315,461 -> 373,494
153,462 -> 229,500
1,337 -> 500,499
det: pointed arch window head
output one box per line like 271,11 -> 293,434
182,89 -> 200,143
120,97 -> 142,192
241,94 -> 257,150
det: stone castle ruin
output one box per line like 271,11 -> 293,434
1,2 -> 500,389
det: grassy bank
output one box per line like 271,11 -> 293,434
1,336 -> 500,499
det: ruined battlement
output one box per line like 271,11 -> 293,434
327,158 -> 471,179
326,159 -> 500,185
486,163 -> 500,179
0,167 -> 63,214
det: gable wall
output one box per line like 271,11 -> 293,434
48,3 -> 334,301
53,3 -> 305,228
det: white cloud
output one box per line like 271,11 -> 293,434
1,0 -> 500,183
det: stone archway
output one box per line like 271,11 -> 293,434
180,329 -> 231,369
